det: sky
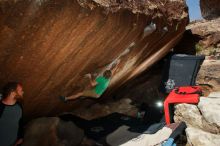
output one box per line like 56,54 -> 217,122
186,0 -> 202,21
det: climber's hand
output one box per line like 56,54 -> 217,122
84,73 -> 92,78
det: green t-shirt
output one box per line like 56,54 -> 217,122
93,76 -> 110,95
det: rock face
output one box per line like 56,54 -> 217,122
185,18 -> 220,58
175,0 -> 220,56
197,60 -> 220,91
174,104 -> 220,134
198,96 -> 220,126
186,127 -> 220,146
0,0 -> 188,118
200,0 -> 220,20
22,117 -> 84,146
174,92 -> 220,146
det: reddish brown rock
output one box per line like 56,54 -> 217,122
0,0 -> 188,119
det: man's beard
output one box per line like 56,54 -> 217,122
15,95 -> 23,103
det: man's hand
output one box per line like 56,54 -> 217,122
14,138 -> 23,146
84,73 -> 92,78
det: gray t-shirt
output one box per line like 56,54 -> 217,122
0,102 -> 22,146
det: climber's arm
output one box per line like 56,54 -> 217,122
85,73 -> 97,87
110,60 -> 120,75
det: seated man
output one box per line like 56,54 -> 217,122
60,61 -> 119,102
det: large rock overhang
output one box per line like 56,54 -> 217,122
0,0 -> 189,119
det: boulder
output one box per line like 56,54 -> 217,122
71,98 -> 138,120
174,103 -> 220,134
175,16 -> 220,59
174,92 -> 220,146
186,127 -> 220,146
0,0 -> 188,118
186,18 -> 220,57
200,0 -> 220,20
22,117 -> 84,146
198,96 -> 220,127
197,60 -> 220,91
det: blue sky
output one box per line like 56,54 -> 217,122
186,0 -> 202,21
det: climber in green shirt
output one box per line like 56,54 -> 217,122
60,61 -> 119,102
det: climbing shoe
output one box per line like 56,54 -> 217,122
59,96 -> 67,102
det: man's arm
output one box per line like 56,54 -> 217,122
110,60 -> 120,75
85,73 -> 97,87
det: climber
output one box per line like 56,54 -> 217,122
60,60 -> 120,102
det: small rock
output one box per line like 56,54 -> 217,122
174,104 -> 203,128
198,97 -> 220,127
